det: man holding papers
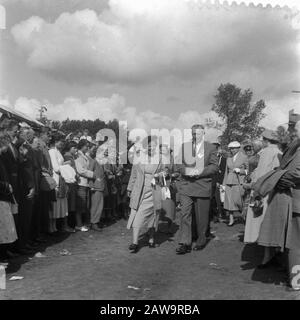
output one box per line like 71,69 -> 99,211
175,124 -> 219,254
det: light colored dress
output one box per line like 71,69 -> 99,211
127,162 -> 160,233
244,144 -> 281,243
223,152 -> 248,212
49,148 -> 68,219
0,201 -> 18,244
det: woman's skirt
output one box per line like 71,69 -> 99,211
50,196 -> 68,219
127,188 -> 159,232
257,191 -> 293,252
0,201 -> 18,244
224,184 -> 244,212
76,186 -> 90,214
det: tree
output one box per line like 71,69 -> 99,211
212,83 -> 266,146
51,120 -> 62,130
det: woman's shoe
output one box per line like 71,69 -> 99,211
227,220 -> 235,227
129,244 -> 139,253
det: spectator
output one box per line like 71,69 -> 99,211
75,139 -> 95,232
63,141 -> 79,229
87,144 -> 105,231
16,129 -> 36,254
80,129 -> 92,142
48,134 -> 74,234
34,127 -> 55,238
0,134 -> 18,262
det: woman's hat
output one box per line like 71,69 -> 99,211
261,129 -> 279,142
228,141 -> 241,148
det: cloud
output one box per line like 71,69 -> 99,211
261,96 -> 300,129
10,0 -> 300,90
2,93 -> 223,133
4,92 -> 300,149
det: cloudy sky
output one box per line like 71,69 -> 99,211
0,0 -> 300,133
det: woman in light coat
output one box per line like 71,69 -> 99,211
223,141 -> 249,226
127,136 -> 168,253
244,130 -> 281,245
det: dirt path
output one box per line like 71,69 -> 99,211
1,216 -> 299,300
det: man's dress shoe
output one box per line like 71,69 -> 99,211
176,244 -> 191,255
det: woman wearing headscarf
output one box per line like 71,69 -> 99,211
127,136 -> 168,253
223,141 -> 249,226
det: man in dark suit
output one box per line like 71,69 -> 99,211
32,126 -> 53,238
210,141 -> 227,224
17,128 -> 36,253
175,124 -> 219,254
2,119 -> 22,256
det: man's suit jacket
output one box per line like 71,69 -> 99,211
32,138 -> 52,177
175,141 -> 219,198
216,155 -> 227,184
19,147 -> 35,196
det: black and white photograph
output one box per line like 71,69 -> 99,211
0,0 -> 300,304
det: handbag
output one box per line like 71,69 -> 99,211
161,174 -> 171,201
40,174 -> 57,192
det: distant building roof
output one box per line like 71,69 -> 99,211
0,104 -> 44,128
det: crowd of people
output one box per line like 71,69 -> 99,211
0,122 -> 131,261
1,113 -> 300,291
